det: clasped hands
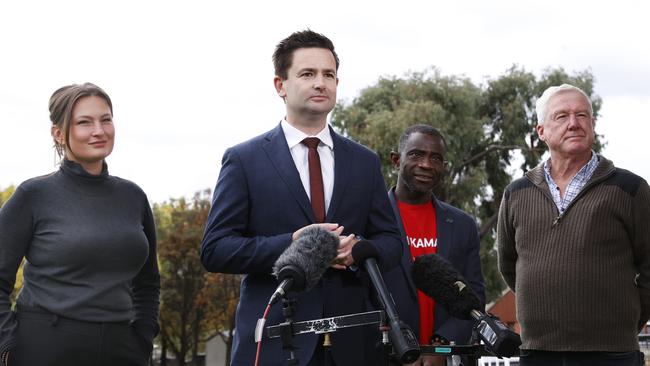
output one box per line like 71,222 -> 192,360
292,223 -> 358,270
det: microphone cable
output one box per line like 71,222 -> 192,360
254,303 -> 272,366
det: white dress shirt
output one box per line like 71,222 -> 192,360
281,119 -> 335,213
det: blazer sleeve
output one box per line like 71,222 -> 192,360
131,196 -> 161,344
200,148 -> 293,274
435,215 -> 485,343
360,154 -> 403,271
0,186 -> 33,356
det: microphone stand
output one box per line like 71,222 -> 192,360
418,321 -> 522,366
323,333 -> 332,366
380,325 -> 392,366
277,296 -> 299,365
267,310 -> 389,366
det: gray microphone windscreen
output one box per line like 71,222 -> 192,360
273,226 -> 339,291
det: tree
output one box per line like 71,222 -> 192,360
331,66 -> 602,302
154,190 -> 240,366
196,271 -> 241,364
0,185 -> 15,207
0,185 -> 23,304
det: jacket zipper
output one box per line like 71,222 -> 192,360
529,166 -> 615,228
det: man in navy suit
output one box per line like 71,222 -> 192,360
383,125 -> 485,365
201,30 -> 402,366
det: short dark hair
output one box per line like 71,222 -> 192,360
273,29 -> 339,80
398,124 -> 447,152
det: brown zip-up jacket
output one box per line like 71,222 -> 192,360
497,155 -> 650,352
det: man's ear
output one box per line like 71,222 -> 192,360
390,151 -> 400,169
536,124 -> 545,142
273,76 -> 286,98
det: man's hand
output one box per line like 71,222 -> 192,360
331,233 -> 358,269
405,355 -> 446,366
291,223 -> 343,241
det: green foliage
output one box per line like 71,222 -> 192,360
0,185 -> 23,304
0,185 -> 15,207
332,65 -> 602,303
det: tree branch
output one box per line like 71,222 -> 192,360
461,144 -> 536,168
448,144 -> 543,186
479,213 -> 498,240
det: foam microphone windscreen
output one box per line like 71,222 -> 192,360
351,240 -> 380,263
272,226 -> 340,291
412,254 -> 481,320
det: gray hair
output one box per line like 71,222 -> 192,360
535,84 -> 592,124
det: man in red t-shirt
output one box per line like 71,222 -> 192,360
382,125 -> 485,366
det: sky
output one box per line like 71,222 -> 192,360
1,0 -> 649,203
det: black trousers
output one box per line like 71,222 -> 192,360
520,349 -> 645,366
10,307 -> 152,366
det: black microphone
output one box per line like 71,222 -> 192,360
411,253 -> 482,319
268,226 -> 339,305
352,241 -> 420,364
412,254 -> 521,357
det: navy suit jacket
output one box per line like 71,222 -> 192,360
201,124 -> 402,366
383,188 -> 485,345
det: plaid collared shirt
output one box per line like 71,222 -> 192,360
543,152 -> 599,214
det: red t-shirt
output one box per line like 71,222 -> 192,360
396,199 -> 438,345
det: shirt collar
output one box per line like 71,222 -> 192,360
281,119 -> 334,150
543,151 -> 599,180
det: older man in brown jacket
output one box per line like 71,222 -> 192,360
497,84 -> 650,366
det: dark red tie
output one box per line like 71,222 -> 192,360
301,137 -> 326,223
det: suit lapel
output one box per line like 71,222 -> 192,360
434,196 -> 453,260
388,188 -> 419,300
261,124 -> 314,221
326,127 -> 351,222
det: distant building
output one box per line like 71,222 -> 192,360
205,334 -> 228,366
486,289 -> 519,334
480,289 -> 520,366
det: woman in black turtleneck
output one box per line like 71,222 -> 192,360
0,83 -> 160,366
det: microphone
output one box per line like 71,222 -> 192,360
268,226 -> 339,305
412,254 -> 521,357
411,253 -> 482,319
352,241 -> 420,364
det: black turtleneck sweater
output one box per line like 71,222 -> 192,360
0,159 -> 160,355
